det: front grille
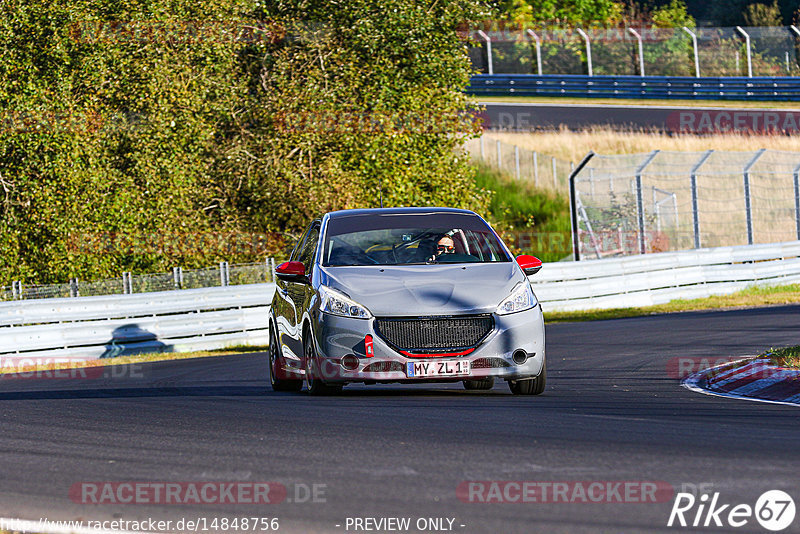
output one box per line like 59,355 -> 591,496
375,315 -> 493,352
472,357 -> 510,369
363,361 -> 405,373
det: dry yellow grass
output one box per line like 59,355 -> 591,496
488,128 -> 800,164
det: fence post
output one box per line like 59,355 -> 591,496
173,267 -> 183,289
793,161 -> 800,241
479,136 -> 485,160
69,278 -> 79,298
552,157 -> 557,188
533,151 -> 539,186
576,28 -> 593,76
736,27 -> 752,78
477,30 -> 493,75
569,152 -> 596,261
743,149 -> 765,245
690,150 -> 713,249
526,29 -> 543,75
122,272 -> 132,294
682,27 -> 700,78
12,281 -> 20,300
628,28 -> 645,77
514,146 -> 520,180
270,257 -> 276,283
219,261 -> 230,287
635,151 -> 660,255
496,140 -> 502,170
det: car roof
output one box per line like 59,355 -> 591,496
325,207 -> 478,219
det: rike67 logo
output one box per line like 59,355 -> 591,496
668,490 -> 796,531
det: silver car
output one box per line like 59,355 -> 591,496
268,207 -> 545,395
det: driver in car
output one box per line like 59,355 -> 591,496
428,235 -> 455,262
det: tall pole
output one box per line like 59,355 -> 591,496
569,152 -> 596,261
628,28 -> 645,77
477,30 -> 493,75
635,151 -> 660,255
526,29 -> 543,75
690,150 -> 713,249
743,149 -> 765,245
793,161 -> 800,241
682,27 -> 700,78
576,28 -> 593,76
736,26 -> 752,78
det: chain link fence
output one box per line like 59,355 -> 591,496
572,150 -> 800,259
0,260 -> 276,302
469,26 -> 800,77
464,135 -> 574,191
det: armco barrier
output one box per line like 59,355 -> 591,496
531,241 -> 800,311
2,241 -> 799,363
468,75 -> 800,101
0,283 -> 274,363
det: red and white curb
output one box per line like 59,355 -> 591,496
683,357 -> 800,407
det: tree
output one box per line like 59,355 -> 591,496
743,1 -> 783,26
0,0 -> 491,284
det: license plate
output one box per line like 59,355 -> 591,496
406,359 -> 470,378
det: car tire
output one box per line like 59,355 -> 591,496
269,324 -> 302,392
303,332 -> 342,396
508,362 -> 546,395
463,377 -> 495,390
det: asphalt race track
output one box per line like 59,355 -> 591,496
479,101 -> 800,133
1,305 -> 799,533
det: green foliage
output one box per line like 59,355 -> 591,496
743,1 -> 783,26
499,0 -> 624,25
652,0 -> 695,28
706,0 -> 793,26
0,0 -> 490,284
473,163 -> 571,262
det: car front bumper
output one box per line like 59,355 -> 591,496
311,306 -> 545,384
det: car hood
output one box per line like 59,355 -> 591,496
318,263 -> 525,316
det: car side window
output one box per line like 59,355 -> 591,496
297,223 -> 321,271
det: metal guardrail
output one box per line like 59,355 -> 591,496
468,75 -> 800,101
0,284 -> 274,362
0,259 -> 276,302
3,241 -> 799,361
530,240 -> 800,311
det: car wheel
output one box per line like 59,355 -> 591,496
508,362 -> 546,395
463,377 -> 494,390
269,324 -> 302,392
303,332 -> 342,396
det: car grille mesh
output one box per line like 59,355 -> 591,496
471,357 -> 510,369
363,361 -> 405,373
375,315 -> 493,351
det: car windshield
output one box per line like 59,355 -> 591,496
322,212 -> 510,266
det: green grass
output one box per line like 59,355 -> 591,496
475,95 -> 800,109
474,162 -> 571,262
545,283 -> 800,323
764,346 -> 800,368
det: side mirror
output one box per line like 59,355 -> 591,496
516,255 -> 542,276
275,261 -> 307,280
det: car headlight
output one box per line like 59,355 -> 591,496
496,282 -> 537,315
319,285 -> 372,319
